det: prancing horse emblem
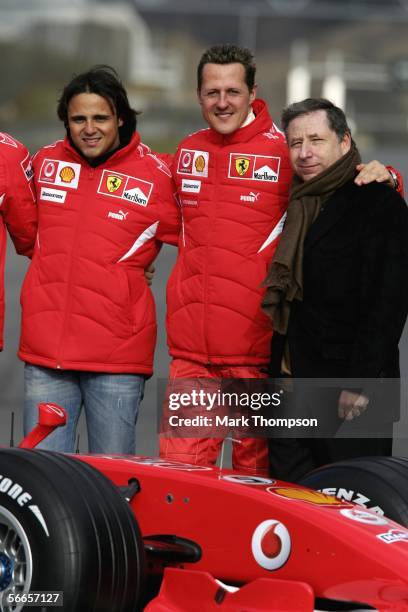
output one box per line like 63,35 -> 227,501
106,175 -> 123,192
235,158 -> 250,176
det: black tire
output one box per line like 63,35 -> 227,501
299,456 -> 408,527
0,449 -> 145,611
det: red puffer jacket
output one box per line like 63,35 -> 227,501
0,133 -> 37,350
19,133 -> 179,374
167,99 -> 292,366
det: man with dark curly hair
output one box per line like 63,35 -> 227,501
21,66 -> 179,454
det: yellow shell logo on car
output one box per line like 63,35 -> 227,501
106,175 -> 123,192
270,486 -> 345,506
194,155 -> 206,173
59,166 -> 75,183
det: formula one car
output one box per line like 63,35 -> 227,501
1,403 -> 408,612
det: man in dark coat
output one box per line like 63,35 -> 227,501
262,98 -> 408,482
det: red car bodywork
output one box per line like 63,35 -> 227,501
19,403 -> 408,611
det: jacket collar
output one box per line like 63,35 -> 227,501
62,131 -> 142,167
206,99 -> 273,146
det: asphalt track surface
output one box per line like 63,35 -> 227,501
1,241 -> 408,460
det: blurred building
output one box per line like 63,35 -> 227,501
0,0 -> 185,150
0,0 -> 407,153
0,0 -> 181,90
131,0 -> 408,151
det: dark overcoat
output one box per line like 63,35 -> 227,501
286,179 -> 408,380
268,180 -> 408,480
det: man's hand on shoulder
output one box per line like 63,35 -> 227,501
354,161 -> 396,187
338,390 -> 369,421
144,264 -> 155,286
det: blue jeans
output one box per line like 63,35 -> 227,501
24,364 -> 145,454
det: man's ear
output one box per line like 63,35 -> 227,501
249,84 -> 258,104
341,131 -> 352,154
118,117 -> 124,127
197,88 -> 203,105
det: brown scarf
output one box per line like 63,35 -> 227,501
262,141 -> 361,334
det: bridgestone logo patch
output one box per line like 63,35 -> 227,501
40,187 -> 67,203
181,179 -> 201,193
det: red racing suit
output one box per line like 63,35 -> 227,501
160,358 -> 271,475
0,132 -> 36,350
19,133 -> 179,374
161,100 -> 292,473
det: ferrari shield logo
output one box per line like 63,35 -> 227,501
235,158 -> 250,176
106,175 -> 123,193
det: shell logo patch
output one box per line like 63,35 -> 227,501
228,153 -> 280,182
177,149 -> 209,178
106,175 -> 123,193
267,486 -> 350,507
98,170 -> 153,207
59,166 -> 75,184
39,159 -> 81,189
194,155 -> 206,173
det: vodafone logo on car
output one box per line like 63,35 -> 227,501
251,519 -> 291,570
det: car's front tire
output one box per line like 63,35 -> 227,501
0,449 -> 145,611
299,456 -> 408,526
